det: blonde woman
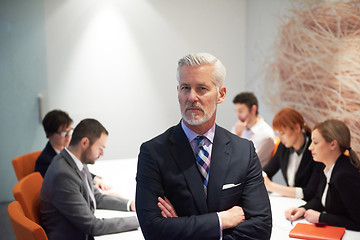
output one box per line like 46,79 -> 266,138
285,119 -> 360,230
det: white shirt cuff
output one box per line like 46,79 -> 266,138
127,200 -> 132,211
295,187 -> 304,199
217,212 -> 223,240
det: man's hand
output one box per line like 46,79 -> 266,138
218,206 -> 245,229
157,197 -> 178,218
130,200 -> 136,212
93,176 -> 112,191
234,121 -> 247,137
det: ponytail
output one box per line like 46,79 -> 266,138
348,148 -> 360,170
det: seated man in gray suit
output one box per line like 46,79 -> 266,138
40,118 -> 139,240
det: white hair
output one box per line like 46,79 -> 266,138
176,53 -> 226,89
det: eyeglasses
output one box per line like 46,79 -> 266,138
57,128 -> 74,137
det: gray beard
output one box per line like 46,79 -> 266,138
182,101 -> 217,126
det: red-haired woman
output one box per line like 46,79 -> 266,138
263,108 -> 323,201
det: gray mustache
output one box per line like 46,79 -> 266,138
185,104 -> 204,112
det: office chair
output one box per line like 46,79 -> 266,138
272,136 -> 280,157
8,201 -> 48,240
13,172 -> 43,224
12,150 -> 42,181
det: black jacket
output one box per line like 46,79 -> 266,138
263,133 -> 323,201
304,154 -> 360,231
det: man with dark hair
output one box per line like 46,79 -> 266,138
136,53 -> 271,239
232,92 -> 275,166
40,119 -> 139,240
69,118 -> 108,147
35,109 -> 110,190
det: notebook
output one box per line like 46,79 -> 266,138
289,223 -> 346,240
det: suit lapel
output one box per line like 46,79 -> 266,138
60,149 -> 82,179
60,149 -> 94,210
207,126 -> 231,212
170,123 -> 208,214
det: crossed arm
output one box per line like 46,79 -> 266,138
157,197 -> 245,229
136,141 -> 272,240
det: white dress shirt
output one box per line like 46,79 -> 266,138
321,164 -> 335,207
232,116 -> 275,166
286,135 -> 308,199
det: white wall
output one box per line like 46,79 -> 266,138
246,0 -> 292,125
0,0 -> 298,201
44,0 -> 247,159
245,0 -> 294,185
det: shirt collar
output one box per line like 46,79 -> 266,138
181,120 -> 215,143
64,147 -> 84,171
290,133 -> 308,156
50,142 -> 61,154
324,163 -> 335,183
53,147 -> 61,154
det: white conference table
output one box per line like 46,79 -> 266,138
89,158 -> 360,240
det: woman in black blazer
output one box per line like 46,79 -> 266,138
285,119 -> 360,231
263,108 -> 322,201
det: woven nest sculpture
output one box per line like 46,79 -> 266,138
265,0 -> 360,155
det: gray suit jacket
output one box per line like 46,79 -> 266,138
40,149 -> 139,240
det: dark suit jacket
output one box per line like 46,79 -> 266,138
303,154 -> 360,231
35,141 -> 56,177
135,123 -> 272,240
35,141 -> 96,179
40,149 -> 139,240
263,134 -> 323,201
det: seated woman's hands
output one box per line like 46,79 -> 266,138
285,207 -> 306,222
262,171 -> 274,192
304,209 -> 320,223
285,207 -> 320,223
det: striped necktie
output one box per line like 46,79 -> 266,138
195,136 -> 211,195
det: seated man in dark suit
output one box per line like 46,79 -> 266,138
40,119 -> 139,240
35,109 -> 110,190
135,53 -> 272,239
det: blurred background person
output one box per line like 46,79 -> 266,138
35,109 -> 110,190
231,92 -> 275,166
40,118 -> 138,239
263,108 -> 322,201
285,119 -> 360,231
